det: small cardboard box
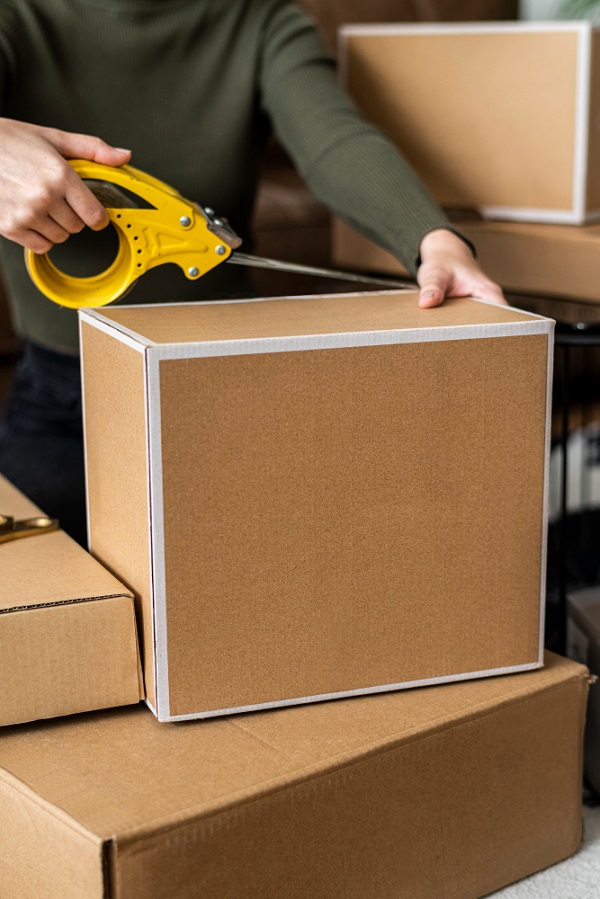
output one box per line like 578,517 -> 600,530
333,217 -> 600,305
567,586 -> 600,794
80,292 -> 553,722
0,654 -> 588,899
0,474 -> 143,727
340,22 -> 600,224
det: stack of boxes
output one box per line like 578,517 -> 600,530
331,18 -> 600,798
0,23 -> 598,893
0,288 -> 591,897
333,21 -> 600,307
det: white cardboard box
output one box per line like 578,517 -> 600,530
340,22 -> 600,224
80,291 -> 553,722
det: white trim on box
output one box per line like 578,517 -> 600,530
104,293 -> 553,318
144,697 -> 158,717
150,320 -> 552,362
79,310 -> 148,353
142,348 -> 159,714
340,21 -> 600,225
158,661 -> 544,722
85,295 -> 550,355
340,22 -> 591,37
468,296 -> 551,320
78,314 -> 93,551
539,328 -> 555,663
574,24 -> 593,224
145,348 -> 170,719
480,206 -> 588,225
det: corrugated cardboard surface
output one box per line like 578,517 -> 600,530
0,654 -> 588,899
342,26 -> 582,216
333,217 -> 600,304
81,322 -> 155,706
98,291 -> 534,342
159,332 -> 548,716
82,294 -> 552,719
0,474 -> 142,726
458,219 -> 600,304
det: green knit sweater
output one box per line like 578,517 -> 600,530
0,0 -> 454,352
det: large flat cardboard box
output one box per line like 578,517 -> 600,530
0,654 -> 588,899
340,22 -> 600,224
333,217 -> 600,305
80,292 -> 553,721
0,474 -> 143,727
567,586 -> 600,795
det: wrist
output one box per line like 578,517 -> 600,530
419,228 -> 475,264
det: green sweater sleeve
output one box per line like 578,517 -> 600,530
0,5 -> 18,107
258,2 -> 463,276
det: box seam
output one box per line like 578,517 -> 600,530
0,767 -> 104,847
0,592 -> 135,615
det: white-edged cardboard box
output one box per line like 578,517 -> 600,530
80,291 -> 553,722
0,654 -> 589,899
339,22 -> 600,224
0,474 -> 143,727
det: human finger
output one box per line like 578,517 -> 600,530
44,127 -> 131,168
418,267 -> 452,308
64,173 -> 111,231
466,281 -> 508,307
30,214 -> 71,245
20,229 -> 54,254
48,198 -> 87,235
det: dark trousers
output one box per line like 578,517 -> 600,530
0,343 -> 87,546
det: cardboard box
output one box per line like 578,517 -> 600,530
333,217 -> 600,305
80,292 -> 553,722
567,586 -> 600,794
0,474 -> 143,727
340,22 -> 600,224
0,654 -> 588,899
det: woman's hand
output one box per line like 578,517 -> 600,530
417,228 -> 506,308
0,118 -> 131,253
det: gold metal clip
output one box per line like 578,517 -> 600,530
0,514 -> 60,544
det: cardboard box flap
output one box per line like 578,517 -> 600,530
0,475 -> 134,612
0,654 -> 586,842
90,293 -> 547,346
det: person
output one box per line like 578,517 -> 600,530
0,0 -> 504,544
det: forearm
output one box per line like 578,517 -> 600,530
259,3 -> 465,275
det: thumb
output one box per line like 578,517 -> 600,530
418,269 -> 452,309
47,128 -> 131,166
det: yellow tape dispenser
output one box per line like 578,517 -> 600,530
24,159 -> 242,309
